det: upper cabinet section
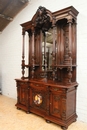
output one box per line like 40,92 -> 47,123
21,6 -> 79,84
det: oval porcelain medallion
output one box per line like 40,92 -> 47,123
34,94 -> 42,105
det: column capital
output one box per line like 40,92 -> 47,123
31,23 -> 35,32
67,16 -> 73,23
22,27 -> 25,35
52,16 -> 56,27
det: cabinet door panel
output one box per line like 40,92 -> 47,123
50,93 -> 62,118
17,81 -> 29,106
18,86 -> 28,105
29,83 -> 48,114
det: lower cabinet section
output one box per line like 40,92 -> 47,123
15,79 -> 78,130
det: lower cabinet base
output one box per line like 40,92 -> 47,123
45,114 -> 77,130
15,103 -> 30,113
16,104 -> 77,130
15,79 -> 78,130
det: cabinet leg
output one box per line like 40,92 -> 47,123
61,126 -> 67,130
26,111 -> 30,114
17,107 -> 21,110
73,118 -> 77,122
46,120 -> 51,123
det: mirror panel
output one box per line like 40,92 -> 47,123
42,28 -> 53,70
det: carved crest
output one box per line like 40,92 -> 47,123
35,6 -> 52,32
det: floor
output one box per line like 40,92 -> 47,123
0,95 -> 87,130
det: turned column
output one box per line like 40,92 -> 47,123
31,25 -> 35,79
21,28 -> 25,79
40,30 -> 43,71
52,17 -> 56,81
67,16 -> 73,65
67,17 -> 73,84
44,32 -> 47,78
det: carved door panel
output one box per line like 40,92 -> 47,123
29,83 -> 47,113
17,82 -> 29,106
50,93 -> 62,118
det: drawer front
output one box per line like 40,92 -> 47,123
17,81 -> 29,88
50,86 -> 66,94
30,82 -> 45,87
30,82 -> 46,91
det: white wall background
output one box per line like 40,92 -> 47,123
0,0 -> 87,123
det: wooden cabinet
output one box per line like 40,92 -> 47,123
15,6 -> 79,130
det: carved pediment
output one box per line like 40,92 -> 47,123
32,6 -> 53,32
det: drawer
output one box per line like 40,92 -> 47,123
30,83 -> 45,87
30,82 -> 46,91
50,87 -> 66,93
17,82 -> 28,87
